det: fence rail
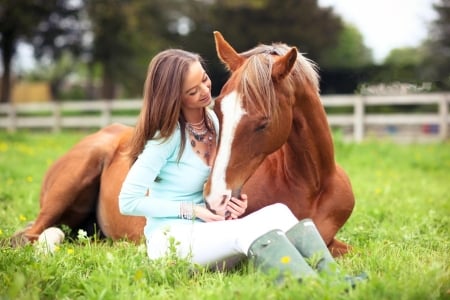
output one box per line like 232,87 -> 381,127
1,93 -> 449,142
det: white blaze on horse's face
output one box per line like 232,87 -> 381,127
207,91 -> 246,214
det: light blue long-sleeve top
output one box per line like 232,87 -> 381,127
118,109 -> 219,238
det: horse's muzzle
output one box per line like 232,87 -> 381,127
205,187 -> 242,218
205,194 -> 229,217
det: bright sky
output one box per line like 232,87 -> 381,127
318,0 -> 439,62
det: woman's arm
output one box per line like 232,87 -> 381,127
119,136 -> 182,218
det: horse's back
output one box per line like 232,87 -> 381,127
41,123 -> 134,202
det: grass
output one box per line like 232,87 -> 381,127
0,130 -> 449,299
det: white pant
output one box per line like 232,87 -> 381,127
146,203 -> 298,269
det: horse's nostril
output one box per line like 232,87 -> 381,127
220,195 -> 228,206
205,202 -> 216,214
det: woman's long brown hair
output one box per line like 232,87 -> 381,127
128,49 -> 207,163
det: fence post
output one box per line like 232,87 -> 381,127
101,100 -> 112,127
438,93 -> 449,141
354,95 -> 364,142
52,101 -> 61,133
7,103 -> 17,133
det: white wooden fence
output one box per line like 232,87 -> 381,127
0,93 -> 449,142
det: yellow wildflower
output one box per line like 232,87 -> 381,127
0,142 -> 8,152
280,256 -> 291,264
67,248 -> 74,255
19,214 -> 27,222
134,270 -> 144,281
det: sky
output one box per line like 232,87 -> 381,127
317,0 -> 439,62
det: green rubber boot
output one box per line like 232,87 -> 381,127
285,219 -> 337,274
248,229 -> 317,284
286,219 -> 368,289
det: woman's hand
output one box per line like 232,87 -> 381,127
194,205 -> 225,222
226,194 -> 248,220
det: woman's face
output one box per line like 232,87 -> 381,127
181,61 -> 212,110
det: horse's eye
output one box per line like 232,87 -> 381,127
255,120 -> 269,132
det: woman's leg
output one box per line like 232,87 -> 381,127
286,219 -> 337,273
146,203 -> 299,269
147,219 -> 245,269
286,218 -> 368,288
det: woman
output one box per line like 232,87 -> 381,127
119,49 -> 362,285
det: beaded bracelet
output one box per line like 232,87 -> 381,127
179,202 -> 194,220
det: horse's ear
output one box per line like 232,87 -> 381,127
272,47 -> 297,81
214,31 -> 245,72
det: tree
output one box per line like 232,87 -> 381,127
0,0 -> 85,102
422,0 -> 450,89
211,0 -> 343,63
178,0 -> 344,95
372,47 -> 426,84
321,23 -> 373,69
384,47 -> 424,66
85,0 -> 179,99
25,51 -> 81,99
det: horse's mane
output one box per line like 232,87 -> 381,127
237,43 -> 319,120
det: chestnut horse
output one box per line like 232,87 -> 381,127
12,32 -> 354,256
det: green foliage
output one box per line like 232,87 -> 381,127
0,0 -> 85,102
0,0 -> 85,59
85,0 -> 177,98
0,131 -> 449,299
206,0 -> 343,62
421,0 -> 450,90
3,0 -> 449,103
180,0 -> 344,96
384,47 -> 424,66
321,23 -> 373,69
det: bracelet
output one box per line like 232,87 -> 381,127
179,202 -> 194,220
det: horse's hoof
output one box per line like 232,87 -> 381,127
9,221 -> 35,247
36,227 -> 65,255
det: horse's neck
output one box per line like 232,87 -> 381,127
285,90 -> 336,180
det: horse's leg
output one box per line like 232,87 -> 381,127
11,124 -> 128,246
15,150 -> 103,245
313,166 -> 355,257
327,238 -> 352,257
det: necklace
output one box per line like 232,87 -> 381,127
187,118 -> 205,127
186,122 -> 208,141
186,116 -> 215,165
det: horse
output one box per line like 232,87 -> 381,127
11,31 -> 354,256
204,32 -> 354,256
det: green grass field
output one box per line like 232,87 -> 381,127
0,130 -> 449,299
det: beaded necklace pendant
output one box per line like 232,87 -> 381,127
186,116 -> 215,165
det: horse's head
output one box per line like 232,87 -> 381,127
204,31 -> 301,215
